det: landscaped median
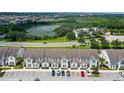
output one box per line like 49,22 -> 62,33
0,67 -> 12,70
0,68 -> 6,77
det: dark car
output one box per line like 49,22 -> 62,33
66,71 -> 71,77
119,71 -> 124,78
57,70 -> 60,76
51,70 -> 55,76
80,71 -> 85,77
61,70 -> 65,76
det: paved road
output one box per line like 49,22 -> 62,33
0,70 -> 123,81
0,41 -> 80,47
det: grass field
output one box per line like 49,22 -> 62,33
0,67 -> 12,70
25,36 -> 76,43
25,45 -> 91,49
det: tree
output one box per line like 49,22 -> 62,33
90,39 -> 100,49
0,68 -> 2,72
92,66 -> 99,74
100,38 -> 110,49
5,31 -> 26,41
54,26 -> 72,37
77,31 -> 86,45
72,45 -> 76,48
111,39 -> 122,49
66,32 -> 76,41
11,25 -> 26,32
41,35 -> 49,40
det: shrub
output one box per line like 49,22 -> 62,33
72,45 -> 76,48
34,78 -> 40,81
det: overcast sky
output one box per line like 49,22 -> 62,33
0,0 -> 123,12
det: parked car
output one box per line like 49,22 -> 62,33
80,71 -> 85,77
119,71 -> 124,78
57,70 -> 60,76
51,70 -> 55,76
86,70 -> 91,76
66,71 -> 71,77
61,70 -> 65,76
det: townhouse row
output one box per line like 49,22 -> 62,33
0,47 -> 124,70
24,49 -> 98,69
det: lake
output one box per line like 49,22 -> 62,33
26,25 -> 60,36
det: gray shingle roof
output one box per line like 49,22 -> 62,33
0,47 -> 8,58
106,49 -> 124,65
4,47 -> 19,57
24,48 -> 99,60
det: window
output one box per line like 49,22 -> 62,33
35,64 -> 39,68
11,57 -> 13,60
10,62 -> 14,65
83,64 -> 87,68
92,60 -> 96,63
112,65 -> 116,69
43,63 -> 49,67
55,64 -> 57,67
63,60 -> 66,62
52,64 -> 55,67
28,64 -> 31,67
120,66 -> 124,68
72,63 -> 76,67
81,65 -> 83,68
27,59 -> 31,62
121,60 -> 124,64
63,65 -> 66,68
44,64 -> 47,67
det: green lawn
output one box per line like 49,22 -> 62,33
0,67 -> 12,70
0,71 -> 5,77
0,38 -> 7,41
24,45 -> 91,49
92,73 -> 100,77
25,36 -> 76,43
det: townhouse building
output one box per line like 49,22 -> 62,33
24,49 -> 99,69
0,47 -> 26,66
100,49 -> 124,69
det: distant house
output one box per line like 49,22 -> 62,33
73,27 -> 101,39
102,35 -> 124,42
0,34 -> 6,38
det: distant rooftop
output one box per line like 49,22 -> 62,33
103,35 -> 124,42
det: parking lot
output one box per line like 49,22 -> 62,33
0,70 -> 124,81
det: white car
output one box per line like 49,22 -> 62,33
86,70 -> 91,76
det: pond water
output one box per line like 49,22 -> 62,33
26,25 -> 60,36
